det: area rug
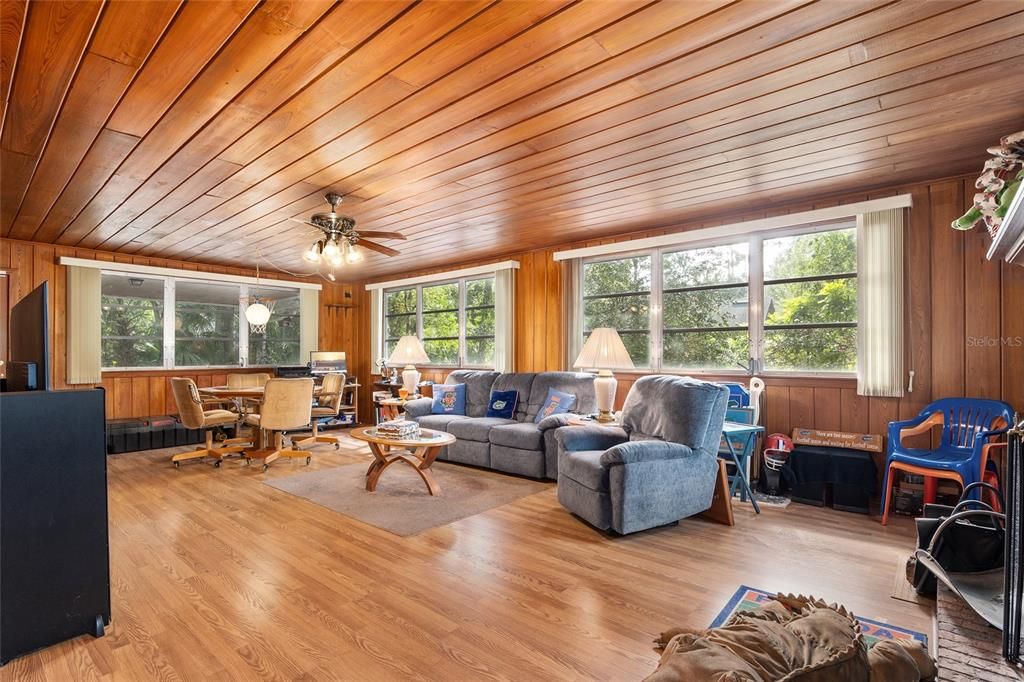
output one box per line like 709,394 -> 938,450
712,585 -> 928,647
265,461 -> 550,536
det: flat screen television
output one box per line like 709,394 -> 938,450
310,351 -> 346,375
9,282 -> 50,391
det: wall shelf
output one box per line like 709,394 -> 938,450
986,183 -> 1024,267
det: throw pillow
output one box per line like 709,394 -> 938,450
431,383 -> 466,415
534,388 -> 576,423
486,389 -> 519,419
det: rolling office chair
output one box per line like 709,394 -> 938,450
293,372 -> 346,451
225,372 -> 271,417
243,378 -> 315,472
169,378 -> 252,468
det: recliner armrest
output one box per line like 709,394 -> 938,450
402,397 -> 433,419
599,440 -> 695,466
537,413 -> 577,431
556,424 -> 627,452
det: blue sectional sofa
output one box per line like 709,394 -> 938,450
402,370 -> 596,479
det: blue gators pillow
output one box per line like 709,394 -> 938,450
431,383 -> 466,415
534,388 -> 576,423
486,390 -> 519,419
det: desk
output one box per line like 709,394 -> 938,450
721,421 -> 764,514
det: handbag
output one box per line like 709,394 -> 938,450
908,481 -> 1005,596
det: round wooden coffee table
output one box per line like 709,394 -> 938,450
349,426 -> 455,496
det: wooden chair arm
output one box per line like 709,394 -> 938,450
899,412 -> 944,439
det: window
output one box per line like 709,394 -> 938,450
384,287 -> 417,358
762,228 -> 857,372
100,272 -> 310,370
174,281 -> 239,367
662,243 -> 748,370
422,282 -> 459,364
582,256 -> 651,366
382,276 -> 496,367
465,278 -> 495,365
249,286 -> 301,366
101,274 -> 164,368
577,224 -> 857,374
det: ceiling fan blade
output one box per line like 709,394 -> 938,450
358,240 -> 401,257
358,230 -> 407,240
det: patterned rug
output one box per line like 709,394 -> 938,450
712,585 -> 928,647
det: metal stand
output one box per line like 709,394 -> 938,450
1004,415 -> 1024,664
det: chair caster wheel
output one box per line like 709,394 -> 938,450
214,460 -> 221,468
174,461 -> 180,469
262,464 -> 269,473
306,456 -> 312,465
334,443 -> 340,450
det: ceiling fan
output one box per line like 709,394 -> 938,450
289,192 -> 406,267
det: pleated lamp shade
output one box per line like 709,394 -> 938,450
388,335 -> 430,366
574,328 -> 634,370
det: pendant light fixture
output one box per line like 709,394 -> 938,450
245,262 -> 272,334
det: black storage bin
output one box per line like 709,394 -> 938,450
791,482 -> 826,507
833,483 -> 871,514
784,445 -> 877,514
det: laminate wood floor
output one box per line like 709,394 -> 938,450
2,435 -> 933,681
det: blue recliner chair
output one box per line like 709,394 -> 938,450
555,375 -> 730,535
880,397 -> 1014,525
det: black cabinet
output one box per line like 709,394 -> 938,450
0,389 -> 110,665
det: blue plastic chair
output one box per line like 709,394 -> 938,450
880,398 -> 1014,525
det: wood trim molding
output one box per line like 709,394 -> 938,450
58,256 -> 322,289
365,260 -> 520,291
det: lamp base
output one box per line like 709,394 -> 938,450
401,366 -> 420,396
594,371 -> 617,423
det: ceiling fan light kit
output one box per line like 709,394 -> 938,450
292,193 -> 406,275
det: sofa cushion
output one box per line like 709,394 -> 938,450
431,383 -> 466,415
485,389 -> 519,419
559,450 -> 609,492
491,373 -> 536,421
534,387 -> 576,423
489,422 -> 544,450
525,372 -> 596,421
448,417 -> 516,442
417,414 -> 470,431
445,370 -> 499,417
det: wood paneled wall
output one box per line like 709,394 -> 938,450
0,237 -> 353,420
353,173 -> 1024,451
3,172 -> 1022,438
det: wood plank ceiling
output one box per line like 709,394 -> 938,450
1,0 -> 1022,279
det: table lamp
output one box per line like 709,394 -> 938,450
387,336 -> 430,398
573,327 -> 634,423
